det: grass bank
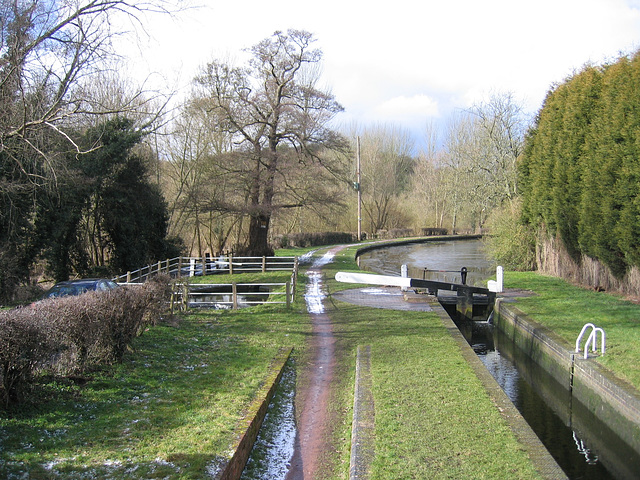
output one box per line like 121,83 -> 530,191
502,271 -> 640,389
0,303 -> 309,479
1,244 -> 545,479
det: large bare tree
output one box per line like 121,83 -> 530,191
193,30 -> 347,255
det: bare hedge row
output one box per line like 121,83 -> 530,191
0,277 -> 170,408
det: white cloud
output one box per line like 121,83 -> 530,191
373,94 -> 440,120
122,0 -> 640,147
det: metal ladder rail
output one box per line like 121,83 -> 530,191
575,323 -> 606,359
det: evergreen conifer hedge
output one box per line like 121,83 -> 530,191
520,50 -> 640,277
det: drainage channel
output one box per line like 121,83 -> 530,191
466,321 -> 640,480
240,361 -> 296,480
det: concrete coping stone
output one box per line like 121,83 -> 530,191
350,345 -> 375,480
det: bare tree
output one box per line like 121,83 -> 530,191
1,1 -> 177,168
410,149 -> 451,230
162,103 -> 242,256
437,93 -> 528,232
466,92 -> 527,202
193,30 -> 348,255
356,125 -> 414,234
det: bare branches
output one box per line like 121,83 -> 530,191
177,30 -> 347,254
1,0 -> 178,161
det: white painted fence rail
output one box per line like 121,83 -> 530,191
113,255 -> 297,284
169,281 -> 294,311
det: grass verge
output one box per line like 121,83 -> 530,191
1,243 -> 551,479
502,271 -> 640,389
0,303 -> 309,479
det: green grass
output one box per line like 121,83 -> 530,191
320,247 -> 542,480
1,245 -> 547,479
503,271 -> 640,388
0,305 -> 309,479
185,270 -> 293,285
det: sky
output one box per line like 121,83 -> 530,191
125,0 -> 640,149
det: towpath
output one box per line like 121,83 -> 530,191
284,246 -> 341,480
284,246 -> 433,480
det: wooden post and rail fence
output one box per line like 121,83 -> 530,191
113,255 -> 298,311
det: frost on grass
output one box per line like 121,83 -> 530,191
0,457 -> 183,479
206,455 -> 229,478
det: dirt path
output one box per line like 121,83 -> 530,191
285,246 -> 345,480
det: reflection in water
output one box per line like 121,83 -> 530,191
472,325 -> 624,480
360,239 -> 639,480
359,239 -> 495,286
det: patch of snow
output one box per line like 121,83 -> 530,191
240,365 -> 296,480
297,250 -> 317,265
311,252 -> 335,269
206,456 -> 227,478
304,271 -> 326,314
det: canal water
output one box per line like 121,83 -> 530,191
359,238 -> 640,480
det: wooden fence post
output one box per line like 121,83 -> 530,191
229,254 -> 234,275
286,281 -> 291,308
126,271 -> 131,283
182,283 -> 189,311
232,282 -> 238,309
262,256 -> 266,273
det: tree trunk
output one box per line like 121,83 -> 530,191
247,213 -> 274,256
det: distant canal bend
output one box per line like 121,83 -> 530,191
358,238 -> 640,480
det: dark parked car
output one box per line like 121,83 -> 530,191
40,278 -> 119,300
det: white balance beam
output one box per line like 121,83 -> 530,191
335,271 -> 412,288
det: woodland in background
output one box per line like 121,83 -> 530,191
0,0 -> 182,302
519,50 -> 640,295
163,89 -> 527,258
9,2 -> 639,303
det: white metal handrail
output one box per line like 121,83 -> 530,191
575,323 -> 606,359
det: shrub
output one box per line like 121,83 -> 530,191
0,311 -> 58,407
484,199 -> 536,271
0,276 -> 170,408
273,232 -> 356,248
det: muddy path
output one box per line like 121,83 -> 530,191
285,246 -> 345,480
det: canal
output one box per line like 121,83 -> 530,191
358,238 -> 640,480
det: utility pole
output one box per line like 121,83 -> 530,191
356,136 -> 362,241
